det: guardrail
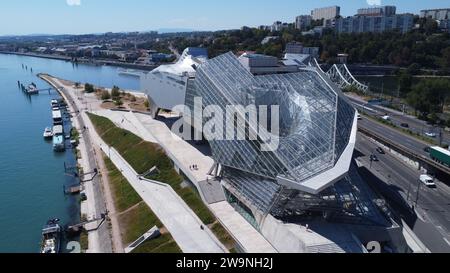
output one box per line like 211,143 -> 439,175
358,126 -> 450,176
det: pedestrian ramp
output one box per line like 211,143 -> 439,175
124,226 -> 160,253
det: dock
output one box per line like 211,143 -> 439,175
17,80 -> 62,95
64,185 -> 83,195
66,213 -> 107,235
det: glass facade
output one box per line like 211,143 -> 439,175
182,52 -> 390,226
188,52 -> 355,186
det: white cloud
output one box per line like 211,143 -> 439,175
367,0 -> 382,5
66,0 -> 81,6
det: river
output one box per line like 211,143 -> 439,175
0,53 -> 140,252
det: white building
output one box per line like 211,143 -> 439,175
285,42 -> 320,58
420,8 -> 450,20
140,47 -> 208,117
271,21 -> 289,32
311,6 -> 341,21
295,15 -> 312,30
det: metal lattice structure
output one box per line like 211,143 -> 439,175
181,52 -> 389,227
190,52 -> 355,191
313,59 -> 369,93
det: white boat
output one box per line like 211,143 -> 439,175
43,127 -> 53,139
40,219 -> 61,254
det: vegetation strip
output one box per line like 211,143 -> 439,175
102,153 -> 181,253
88,113 -> 236,251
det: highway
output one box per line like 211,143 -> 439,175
358,118 -> 430,157
348,95 -> 449,146
356,134 -> 450,252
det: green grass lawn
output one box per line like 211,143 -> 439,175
104,156 -> 142,212
210,222 -> 236,251
89,113 -> 216,225
118,202 -> 163,244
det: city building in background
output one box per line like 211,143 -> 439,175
357,6 -> 397,17
335,13 -> 414,34
285,42 -> 320,59
295,15 -> 312,30
271,21 -> 289,32
420,8 -> 450,20
311,6 -> 341,21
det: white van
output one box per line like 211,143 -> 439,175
420,175 -> 436,187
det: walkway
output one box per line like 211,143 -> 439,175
92,109 -> 277,253
82,112 -> 226,253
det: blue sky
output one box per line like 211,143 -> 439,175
1,0 -> 449,35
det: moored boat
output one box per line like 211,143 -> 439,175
43,127 -> 53,139
53,135 -> 65,152
40,219 -> 61,254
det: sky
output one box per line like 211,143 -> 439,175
0,0 -> 449,35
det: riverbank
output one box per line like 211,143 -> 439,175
39,73 -> 231,253
39,73 -> 114,253
0,51 -> 158,71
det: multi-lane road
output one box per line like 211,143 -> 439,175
348,95 -> 450,146
356,134 -> 450,252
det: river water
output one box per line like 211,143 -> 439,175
0,53 -> 139,252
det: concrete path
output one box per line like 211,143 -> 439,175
41,75 -> 113,253
93,110 -> 277,253
82,112 -> 226,253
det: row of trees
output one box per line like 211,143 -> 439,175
406,79 -> 450,125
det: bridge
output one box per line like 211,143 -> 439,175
313,59 -> 369,93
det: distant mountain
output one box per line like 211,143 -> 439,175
157,28 -> 196,34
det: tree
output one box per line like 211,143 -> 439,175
111,86 -> 120,99
440,47 -> 450,71
407,79 -> 450,116
101,90 -> 111,101
84,83 -> 95,93
398,71 -> 413,95
114,99 -> 123,107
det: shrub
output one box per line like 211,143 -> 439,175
84,83 -> 95,93
101,90 -> 111,101
111,86 -> 121,99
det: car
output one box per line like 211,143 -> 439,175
357,114 -> 362,120
425,132 -> 437,138
382,115 -> 391,121
424,147 -> 431,153
370,154 -> 379,162
376,147 -> 385,154
400,123 -> 409,128
420,175 -> 436,187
